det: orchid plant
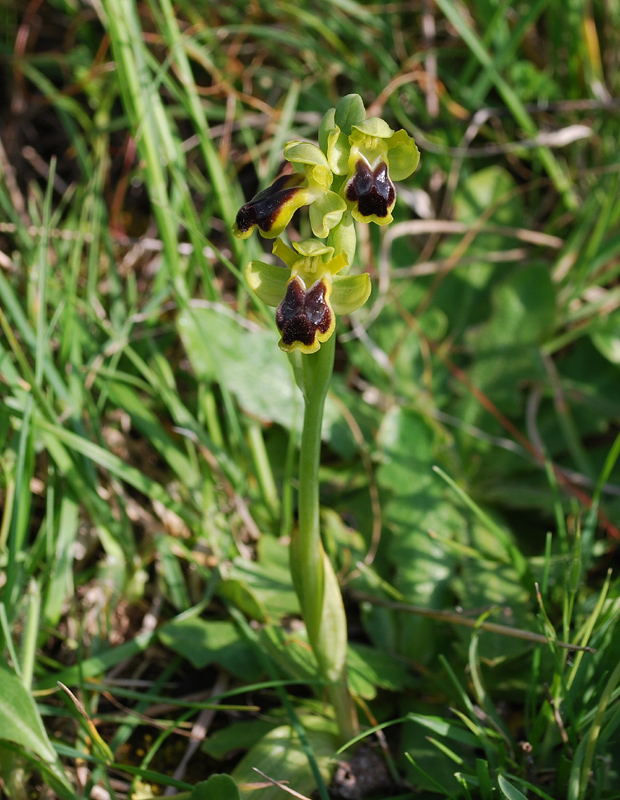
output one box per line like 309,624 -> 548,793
234,94 -> 419,744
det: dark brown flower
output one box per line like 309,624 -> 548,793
275,275 -> 334,353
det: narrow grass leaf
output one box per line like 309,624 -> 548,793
433,466 -> 532,586
44,495 -> 78,628
433,0 -> 578,210
406,713 -> 479,748
36,419 -> 198,527
404,753 -> 459,799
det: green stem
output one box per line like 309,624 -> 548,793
289,333 -> 358,744
292,337 -> 334,647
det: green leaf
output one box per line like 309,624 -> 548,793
217,576 -> 270,622
178,307 -> 300,429
407,713 -> 480,748
190,774 -> 241,800
203,719 -> 279,760
453,165 -> 520,227
260,625 -> 319,683
225,539 -> 300,620
498,774 -> 529,800
156,535 -> 191,611
178,307 -> 357,455
347,642 -> 412,699
158,618 -> 262,681
0,659 -> 56,763
232,720 -> 338,799
451,559 -> 534,661
377,408 -> 460,662
590,311 -> 620,364
466,264 -> 555,416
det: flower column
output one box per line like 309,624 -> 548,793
234,94 -> 419,744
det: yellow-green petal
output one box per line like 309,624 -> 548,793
284,141 -> 330,168
326,126 -> 350,176
272,238 -> 298,269
309,190 -> 347,238
284,142 -> 333,191
245,260 -> 290,307
331,272 -> 371,315
351,116 -> 394,139
386,129 -> 420,181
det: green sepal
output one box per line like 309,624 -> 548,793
309,190 -> 347,238
245,260 -> 289,306
351,116 -> 394,139
334,93 -> 366,135
331,272 -> 371,315
318,106 -> 336,153
386,128 -> 420,181
327,210 -> 356,272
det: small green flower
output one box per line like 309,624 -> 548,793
325,115 -> 420,225
233,143 -> 346,240
246,239 -> 371,354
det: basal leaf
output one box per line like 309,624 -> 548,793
190,774 -> 241,800
377,407 -> 461,662
453,166 -> 521,228
178,307 -> 299,429
347,642 -> 412,699
0,660 -> 56,763
232,720 -> 338,799
203,719 -> 279,760
157,618 -> 262,681
178,307 -> 358,454
590,311 -> 620,365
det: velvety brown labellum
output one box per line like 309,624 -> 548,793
235,173 -> 305,234
276,276 -> 332,347
345,160 -> 395,218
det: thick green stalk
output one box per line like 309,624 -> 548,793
289,333 -> 358,744
290,337 -> 334,644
